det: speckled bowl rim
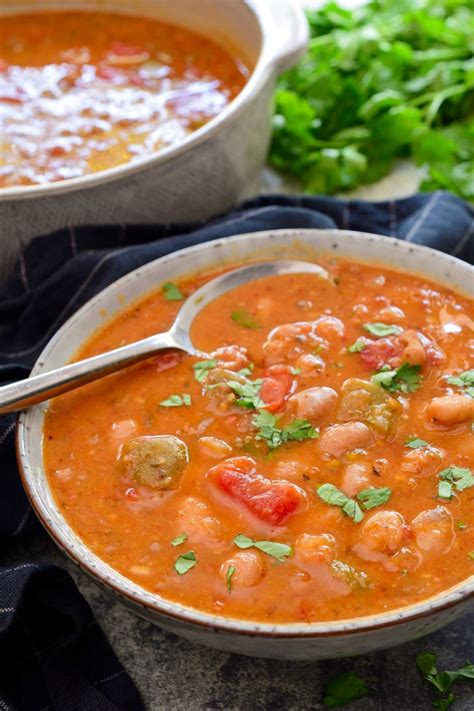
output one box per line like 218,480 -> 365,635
0,0 -> 307,202
17,228 -> 474,639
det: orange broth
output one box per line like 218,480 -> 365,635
0,11 -> 248,187
44,257 -> 474,623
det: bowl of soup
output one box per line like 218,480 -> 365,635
0,0 -> 307,279
17,229 -> 474,659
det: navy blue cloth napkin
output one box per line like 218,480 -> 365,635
0,191 -> 472,710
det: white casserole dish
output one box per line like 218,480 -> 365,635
0,0 -> 308,280
17,228 -> 474,660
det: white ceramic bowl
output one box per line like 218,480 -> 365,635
17,229 -> 474,660
0,0 -> 308,280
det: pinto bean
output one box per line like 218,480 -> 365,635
220,550 -> 265,588
401,446 -> 445,477
263,321 -> 326,365
398,330 -> 427,366
358,510 -> 405,554
295,353 -> 325,374
212,345 -> 249,371
294,533 -> 336,565
289,386 -> 338,424
197,436 -> 232,459
319,422 -> 374,458
179,496 -> 222,543
426,395 -> 474,426
411,506 -> 454,555
313,316 -> 345,340
341,462 -> 370,497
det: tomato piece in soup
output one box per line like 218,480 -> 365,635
359,337 -> 401,370
259,365 -> 294,412
210,456 -> 303,525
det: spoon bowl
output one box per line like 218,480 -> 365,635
0,260 -> 329,414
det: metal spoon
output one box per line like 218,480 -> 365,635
0,260 -> 331,414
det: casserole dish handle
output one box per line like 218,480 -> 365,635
265,0 -> 309,73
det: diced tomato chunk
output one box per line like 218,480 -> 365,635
150,351 -> 183,372
260,365 -> 294,412
359,338 -> 401,370
210,456 -> 303,525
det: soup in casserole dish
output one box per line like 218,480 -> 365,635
44,257 -> 474,623
0,11 -> 248,187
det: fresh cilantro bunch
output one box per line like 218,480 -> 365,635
269,0 -> 474,199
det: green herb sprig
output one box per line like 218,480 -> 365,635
363,322 -> 403,337
160,393 -> 191,407
372,362 -> 422,393
162,282 -> 184,301
317,484 -> 392,522
174,550 -> 197,575
447,370 -> 474,398
437,466 -> 474,499
252,410 -> 318,449
231,307 -> 261,330
416,652 -> 474,709
323,671 -> 369,708
234,534 -> 292,562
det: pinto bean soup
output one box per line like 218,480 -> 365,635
0,11 -> 247,187
44,258 -> 474,623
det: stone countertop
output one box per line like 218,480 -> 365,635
5,536 -> 473,710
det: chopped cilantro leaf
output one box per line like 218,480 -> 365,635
363,322 -> 403,337
290,366 -> 302,375
193,359 -> 218,383
226,379 -> 265,409
171,533 -> 187,547
234,534 -> 292,562
252,410 -> 318,450
226,565 -> 236,592
253,540 -> 293,562
174,550 -> 197,575
447,369 -> 474,398
439,466 -> 474,492
416,651 -> 474,706
372,362 -> 422,393
438,480 -> 453,500
433,694 -> 455,711
468,552 -> 474,560
231,307 -> 261,329
233,534 -> 254,549
341,498 -> 364,524
347,337 -> 368,353
317,484 -> 363,523
162,282 -> 184,301
322,671 -> 369,708
236,364 -> 254,377
160,393 -> 192,407
405,437 -> 429,449
357,486 -> 392,510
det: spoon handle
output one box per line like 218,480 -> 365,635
0,331 -> 180,415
